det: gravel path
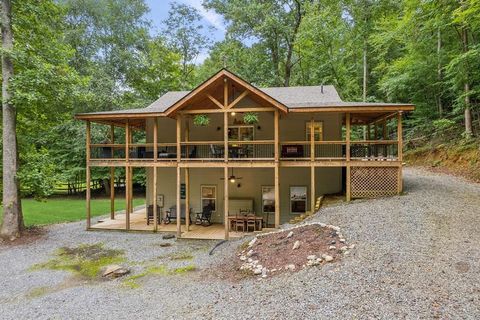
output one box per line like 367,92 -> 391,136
0,167 -> 479,319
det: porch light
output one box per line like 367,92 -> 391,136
229,177 -> 236,183
231,111 -> 236,116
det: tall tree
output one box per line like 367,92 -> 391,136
163,1 -> 211,89
1,0 -> 23,239
205,0 -> 309,87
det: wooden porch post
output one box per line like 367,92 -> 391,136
311,166 -> 315,213
224,112 -> 228,162
110,124 -> 115,219
184,119 -> 190,231
224,166 -> 229,239
346,113 -> 351,201
176,115 -> 182,237
224,78 -> 229,162
274,110 -> 280,229
125,120 -> 130,230
86,121 -> 91,229
310,118 -> 315,213
125,166 -> 130,230
153,166 -> 158,232
176,166 -> 181,237
153,117 -> 158,231
274,166 -> 280,228
176,115 -> 181,162
110,167 -> 115,219
397,111 -> 403,194
185,168 -> 190,231
129,125 -> 133,214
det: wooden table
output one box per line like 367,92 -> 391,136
228,215 -> 263,231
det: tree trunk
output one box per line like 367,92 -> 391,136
436,28 -> 443,117
362,41 -> 367,102
1,0 -> 24,240
462,27 -> 473,137
104,178 -> 111,196
464,82 -> 473,136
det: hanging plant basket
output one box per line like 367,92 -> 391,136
243,112 -> 259,125
193,114 -> 210,126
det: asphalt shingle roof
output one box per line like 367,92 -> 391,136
77,85 -> 412,116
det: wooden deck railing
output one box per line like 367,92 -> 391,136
89,140 -> 399,162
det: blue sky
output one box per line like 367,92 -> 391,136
145,0 -> 226,62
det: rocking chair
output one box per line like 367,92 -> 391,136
195,204 -> 214,226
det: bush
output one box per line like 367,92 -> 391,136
193,114 -> 210,126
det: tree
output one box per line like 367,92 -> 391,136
204,0 -> 309,87
163,1 -> 211,89
1,0 -> 23,239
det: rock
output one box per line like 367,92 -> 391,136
348,244 -> 356,249
319,223 -> 327,227
253,268 -> 262,275
102,265 -> 122,277
286,231 -> 294,238
344,251 -> 350,255
248,238 -> 257,247
239,255 -> 247,261
159,243 -> 172,247
112,268 -> 130,278
322,255 -> 334,262
162,234 -> 175,240
329,245 -> 336,250
292,240 -> 300,250
285,264 -> 296,271
247,258 -> 253,263
261,267 -> 267,277
271,268 -> 277,272
339,238 -> 346,243
246,249 -> 254,257
307,258 -> 321,267
330,240 -> 336,245
307,255 -> 317,260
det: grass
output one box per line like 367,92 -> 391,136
122,264 -> 196,289
31,243 -> 125,279
157,250 -> 194,261
0,197 -> 145,226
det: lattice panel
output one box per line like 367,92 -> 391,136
351,166 -> 399,198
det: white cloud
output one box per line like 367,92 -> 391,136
182,0 -> 226,32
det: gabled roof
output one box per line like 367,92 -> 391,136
162,69 -> 289,116
75,68 -> 414,119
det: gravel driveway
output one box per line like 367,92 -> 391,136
0,167 -> 479,319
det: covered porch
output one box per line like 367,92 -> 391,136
90,208 -> 273,240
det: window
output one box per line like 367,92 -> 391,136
290,186 -> 307,214
262,186 -> 275,214
201,185 -> 216,212
306,121 -> 323,141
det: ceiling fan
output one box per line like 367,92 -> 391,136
220,168 -> 243,183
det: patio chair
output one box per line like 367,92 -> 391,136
146,205 -> 162,225
246,214 -> 256,232
210,144 -> 224,158
165,204 -> 191,224
232,216 -> 245,232
195,204 -> 214,226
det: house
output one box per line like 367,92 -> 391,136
75,69 -> 414,240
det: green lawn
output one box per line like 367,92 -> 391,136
0,197 -> 145,227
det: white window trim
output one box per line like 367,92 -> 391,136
200,185 -> 217,212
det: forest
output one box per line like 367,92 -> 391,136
1,0 -> 479,203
